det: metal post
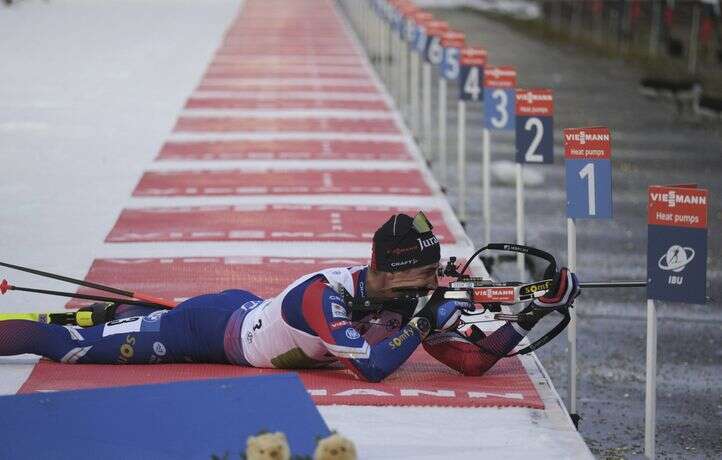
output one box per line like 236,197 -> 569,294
567,217 -> 578,418
482,128 -> 491,245
516,163 -> 525,280
438,79 -> 448,188
645,298 -> 657,459
410,52 -> 420,136
689,3 -> 701,74
649,0 -> 661,57
457,100 -> 467,223
399,38 -> 408,117
423,62 -> 432,158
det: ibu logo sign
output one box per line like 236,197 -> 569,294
439,31 -> 465,80
483,66 -> 516,130
564,127 -> 613,218
423,20 -> 448,64
647,185 -> 709,304
459,47 -> 487,101
515,88 -> 554,164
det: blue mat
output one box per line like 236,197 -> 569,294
0,374 -> 330,459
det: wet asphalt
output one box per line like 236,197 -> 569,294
363,7 -> 721,459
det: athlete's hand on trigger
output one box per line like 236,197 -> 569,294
415,290 -> 474,331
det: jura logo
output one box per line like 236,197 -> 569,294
417,235 -> 439,250
650,190 -> 706,208
564,131 -> 610,145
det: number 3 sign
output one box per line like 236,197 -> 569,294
564,127 -> 613,218
483,66 -> 516,130
515,88 -> 554,164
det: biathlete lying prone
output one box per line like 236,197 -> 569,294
0,212 -> 579,382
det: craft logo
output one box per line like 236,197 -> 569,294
417,235 -> 439,251
650,190 -> 707,208
564,130 -> 610,145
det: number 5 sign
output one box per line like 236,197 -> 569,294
515,88 -> 554,164
564,127 -> 613,218
459,47 -> 487,101
483,66 -> 516,130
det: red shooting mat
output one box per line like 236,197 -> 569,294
157,139 -> 411,161
173,117 -> 400,134
69,256 -> 368,305
18,350 -> 543,409
185,98 -> 389,111
133,169 -> 430,197
105,205 -> 454,244
204,68 -> 366,80
197,83 -> 380,93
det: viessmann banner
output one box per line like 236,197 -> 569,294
647,185 -> 709,304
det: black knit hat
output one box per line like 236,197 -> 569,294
371,212 -> 441,272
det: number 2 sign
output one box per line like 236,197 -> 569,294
515,88 -> 554,164
483,66 -> 516,130
564,127 -> 613,219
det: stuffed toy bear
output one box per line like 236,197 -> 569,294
245,431 -> 291,460
313,433 -> 357,460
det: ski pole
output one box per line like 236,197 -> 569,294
0,279 -> 173,309
0,261 -> 176,307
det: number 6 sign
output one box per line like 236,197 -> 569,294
564,127 -> 613,218
515,88 -> 554,164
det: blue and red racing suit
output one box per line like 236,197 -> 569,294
0,266 -> 529,381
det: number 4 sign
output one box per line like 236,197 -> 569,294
515,88 -> 554,164
564,127 -> 613,219
459,47 -> 487,101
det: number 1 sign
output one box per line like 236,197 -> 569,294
564,127 -> 613,219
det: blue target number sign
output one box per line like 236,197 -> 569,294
483,66 -> 516,130
423,21 -> 448,64
439,31 -> 464,80
459,48 -> 487,102
564,127 -> 613,219
515,89 -> 554,164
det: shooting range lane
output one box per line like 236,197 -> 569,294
132,169 -> 431,196
104,205 -> 455,243
157,139 -> 413,161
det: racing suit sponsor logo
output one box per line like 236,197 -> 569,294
331,303 -> 348,319
330,320 -> 351,331
389,326 -> 415,349
152,341 -> 166,356
246,331 -> 254,344
345,328 -> 361,340
145,310 -> 167,322
117,335 -> 136,364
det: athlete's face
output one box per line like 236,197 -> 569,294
375,263 -> 439,299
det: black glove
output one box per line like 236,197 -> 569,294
414,289 -> 474,332
517,267 -> 580,331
